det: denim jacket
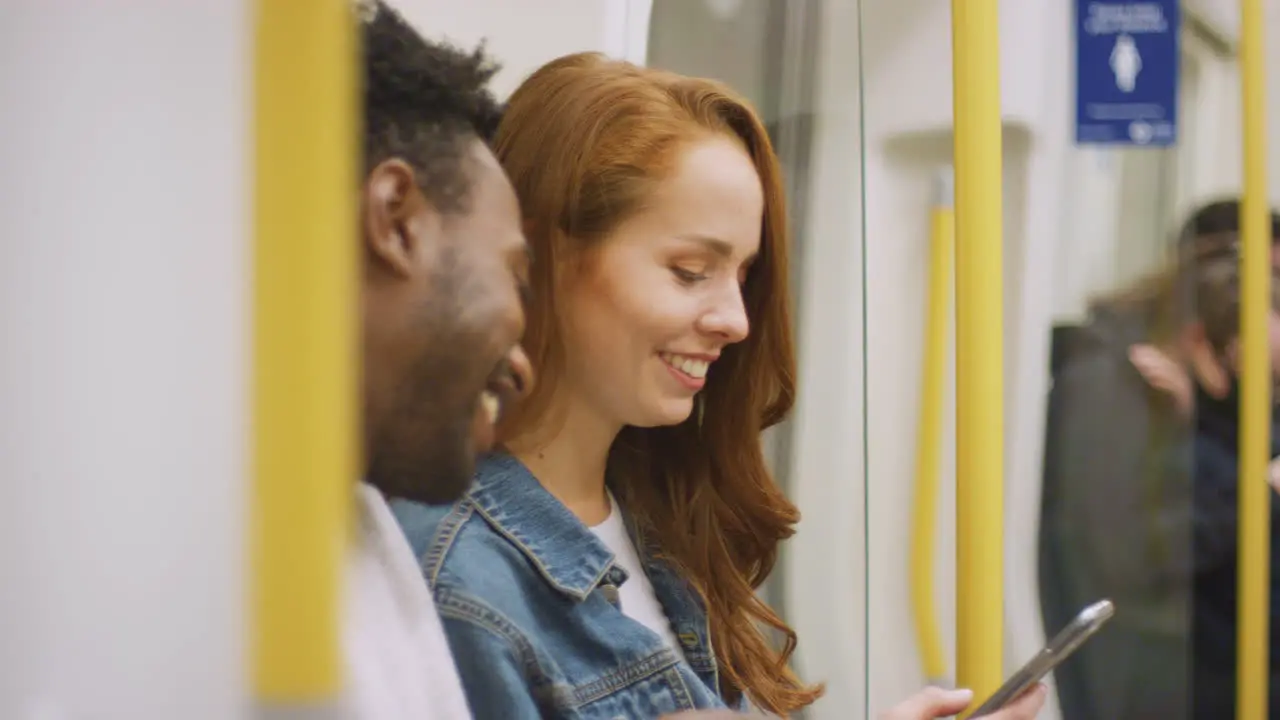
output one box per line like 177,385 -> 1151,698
391,453 -> 736,719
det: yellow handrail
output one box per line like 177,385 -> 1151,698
1236,0 -> 1270,716
251,0 -> 359,701
952,0 -> 1005,711
911,171 -> 955,686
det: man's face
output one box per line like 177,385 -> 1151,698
361,140 -> 533,504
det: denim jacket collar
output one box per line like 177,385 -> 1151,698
467,453 -> 722,689
467,453 -> 617,600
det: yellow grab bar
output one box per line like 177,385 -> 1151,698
911,170 -> 956,686
251,0 -> 359,701
951,0 -> 1006,710
1236,0 -> 1270,716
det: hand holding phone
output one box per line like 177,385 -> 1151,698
968,599 -> 1115,717
880,684 -> 1046,720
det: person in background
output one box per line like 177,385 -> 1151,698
394,51 -> 1044,720
1039,199 -> 1280,720
1112,203 -> 1280,720
341,2 -> 532,717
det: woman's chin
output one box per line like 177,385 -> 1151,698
631,399 -> 695,429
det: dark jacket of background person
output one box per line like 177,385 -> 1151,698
1040,303 -> 1195,720
1189,379 -> 1280,718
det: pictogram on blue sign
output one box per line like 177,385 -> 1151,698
1075,0 -> 1180,146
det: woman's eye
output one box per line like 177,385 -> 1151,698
671,266 -> 708,284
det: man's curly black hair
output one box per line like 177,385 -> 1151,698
360,0 -> 503,213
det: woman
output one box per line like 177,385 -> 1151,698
393,53 -> 1043,720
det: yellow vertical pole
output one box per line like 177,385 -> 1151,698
911,171 -> 956,686
1236,0 -> 1269,716
951,0 -> 1005,711
251,0 -> 359,702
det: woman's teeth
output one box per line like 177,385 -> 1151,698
660,352 -> 710,379
480,391 -> 500,424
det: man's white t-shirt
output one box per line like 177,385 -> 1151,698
343,483 -> 471,719
588,494 -> 684,658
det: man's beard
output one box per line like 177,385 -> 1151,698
366,294 -> 493,505
366,356 -> 481,505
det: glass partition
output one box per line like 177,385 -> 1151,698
857,3 -> 1252,719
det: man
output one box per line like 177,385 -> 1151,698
344,3 -> 531,717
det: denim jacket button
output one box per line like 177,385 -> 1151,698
600,584 -> 621,607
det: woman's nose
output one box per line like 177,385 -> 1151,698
697,287 -> 750,343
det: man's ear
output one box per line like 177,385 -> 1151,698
362,158 -> 439,278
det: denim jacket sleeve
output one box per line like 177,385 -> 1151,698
435,585 -> 546,719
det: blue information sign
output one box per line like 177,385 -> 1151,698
1075,0 -> 1180,146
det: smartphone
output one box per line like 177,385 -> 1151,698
969,599 -> 1115,717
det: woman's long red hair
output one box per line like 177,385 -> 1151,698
493,52 -> 822,716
